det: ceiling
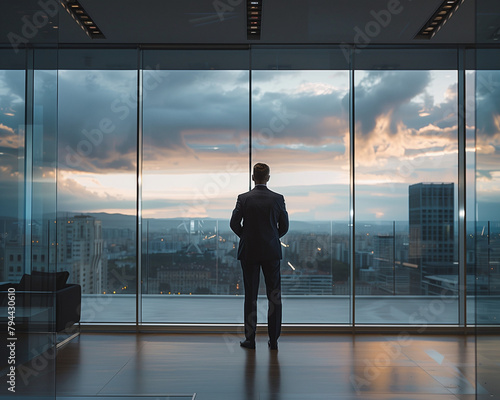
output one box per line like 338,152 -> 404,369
0,0 -> 499,47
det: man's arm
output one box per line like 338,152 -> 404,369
278,195 -> 289,238
230,196 -> 243,237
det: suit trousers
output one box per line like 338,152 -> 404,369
241,259 -> 282,343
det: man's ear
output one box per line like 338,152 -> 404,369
251,174 -> 255,182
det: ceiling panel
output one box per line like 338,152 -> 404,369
0,0 -> 494,46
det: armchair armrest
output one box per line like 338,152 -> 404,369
56,284 -> 81,332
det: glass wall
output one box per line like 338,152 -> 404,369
0,67 -> 26,283
33,66 -> 58,276
475,50 -> 500,399
466,65 -> 476,326
0,49 -> 58,397
475,65 -> 500,321
354,68 -> 459,324
141,50 -> 249,323
0,61 -> 28,394
57,50 -> 138,323
0,46 -> 485,330
252,49 -> 351,323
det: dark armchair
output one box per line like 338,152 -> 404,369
0,271 -> 81,369
0,271 -> 81,332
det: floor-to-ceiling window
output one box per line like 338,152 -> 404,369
0,53 -> 29,379
251,48 -> 351,323
33,63 -> 58,278
475,49 -> 500,399
466,65 -> 476,327
141,50 -> 249,323
0,48 -> 58,396
475,66 -> 500,321
353,49 -> 461,325
0,63 -> 26,283
56,50 -> 138,323
0,46 -> 487,330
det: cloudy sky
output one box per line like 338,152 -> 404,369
1,67 -> 499,223
0,70 -> 26,221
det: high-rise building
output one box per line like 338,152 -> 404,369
57,215 -> 106,294
3,219 -> 57,282
409,183 -> 455,293
374,234 -> 394,293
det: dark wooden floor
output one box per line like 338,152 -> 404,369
11,332 -> 482,399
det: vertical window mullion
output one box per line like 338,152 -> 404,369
25,49 -> 34,275
136,49 -> 143,328
458,48 -> 467,328
350,50 -> 356,329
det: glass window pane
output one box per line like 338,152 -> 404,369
141,68 -> 249,323
0,70 -> 25,283
354,70 -> 459,324
57,70 -> 138,323
33,70 -> 58,277
466,68 -> 476,326
476,68 -> 500,321
251,68 -> 351,324
475,44 -> 500,399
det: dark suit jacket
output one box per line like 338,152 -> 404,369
230,185 -> 289,261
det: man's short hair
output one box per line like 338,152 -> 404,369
253,163 -> 270,181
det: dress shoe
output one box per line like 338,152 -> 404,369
268,340 -> 278,350
240,340 -> 256,349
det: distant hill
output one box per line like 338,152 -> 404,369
2,211 -> 411,234
85,212 -> 136,229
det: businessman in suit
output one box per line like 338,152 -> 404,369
230,163 -> 289,350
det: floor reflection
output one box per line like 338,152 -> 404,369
50,333 -> 478,399
244,349 -> 256,400
268,350 -> 281,400
242,346 -> 281,400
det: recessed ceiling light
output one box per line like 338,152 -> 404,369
247,0 -> 262,40
414,0 -> 465,40
59,0 -> 105,39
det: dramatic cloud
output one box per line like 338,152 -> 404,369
252,70 -> 349,147
354,70 -> 431,135
0,71 -> 26,217
2,67 -> 500,222
54,68 -> 463,220
476,71 -> 500,137
57,173 -> 136,214
475,71 -> 500,221
57,70 -> 138,173
352,70 -> 459,181
0,123 -> 15,136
